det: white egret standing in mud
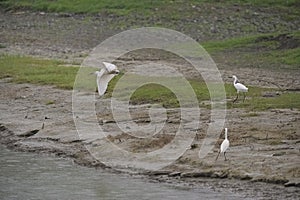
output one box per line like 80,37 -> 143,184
216,128 -> 230,161
232,75 -> 248,103
93,62 -> 119,96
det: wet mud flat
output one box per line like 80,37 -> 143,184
0,7 -> 299,199
0,80 -> 299,199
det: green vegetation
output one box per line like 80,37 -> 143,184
1,0 -> 298,15
231,91 -> 300,111
45,100 -> 55,105
108,74 -> 300,110
221,0 -> 299,7
0,54 -> 78,89
1,31 -> 299,110
128,84 -> 180,108
203,31 -> 300,69
0,0 -> 170,14
1,54 -> 299,110
203,35 -> 258,53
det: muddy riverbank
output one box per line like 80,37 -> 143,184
0,80 -> 299,199
0,5 -> 299,199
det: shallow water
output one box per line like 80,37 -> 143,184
0,145 -> 247,200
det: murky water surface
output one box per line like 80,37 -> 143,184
0,145 -> 248,200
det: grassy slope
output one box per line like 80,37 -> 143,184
0,0 -> 167,15
1,32 -> 300,110
203,31 -> 300,69
3,0 -> 298,68
0,55 -> 299,111
1,0 -> 298,33
0,55 -> 78,89
0,1 -> 299,110
1,0 -> 298,14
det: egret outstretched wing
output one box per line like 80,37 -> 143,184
103,62 -> 118,73
94,62 -> 119,96
97,73 -> 116,96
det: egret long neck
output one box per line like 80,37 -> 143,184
233,77 -> 237,85
225,128 -> 228,140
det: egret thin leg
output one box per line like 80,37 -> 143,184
215,150 -> 220,161
243,93 -> 246,102
232,75 -> 248,103
216,128 -> 230,161
233,93 -> 239,103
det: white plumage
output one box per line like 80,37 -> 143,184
216,128 -> 230,161
232,75 -> 248,102
94,62 -> 119,96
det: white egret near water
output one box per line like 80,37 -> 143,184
232,75 -> 248,103
216,128 -> 230,161
93,62 -> 119,96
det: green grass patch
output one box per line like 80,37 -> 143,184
129,84 -> 180,108
107,73 -> 300,110
0,54 -> 79,89
1,54 -> 299,110
0,0 -> 171,15
217,0 -> 299,7
45,100 -> 55,105
203,35 -> 257,53
223,84 -> 300,111
203,31 -> 300,70
224,0 -> 299,7
227,90 -> 300,111
265,48 -> 300,66
203,31 -> 300,53
1,0 -> 298,15
106,74 -> 203,108
250,92 -> 300,110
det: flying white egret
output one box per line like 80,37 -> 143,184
93,62 -> 119,96
232,75 -> 248,103
216,128 -> 230,161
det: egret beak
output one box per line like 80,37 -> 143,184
89,72 -> 95,75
